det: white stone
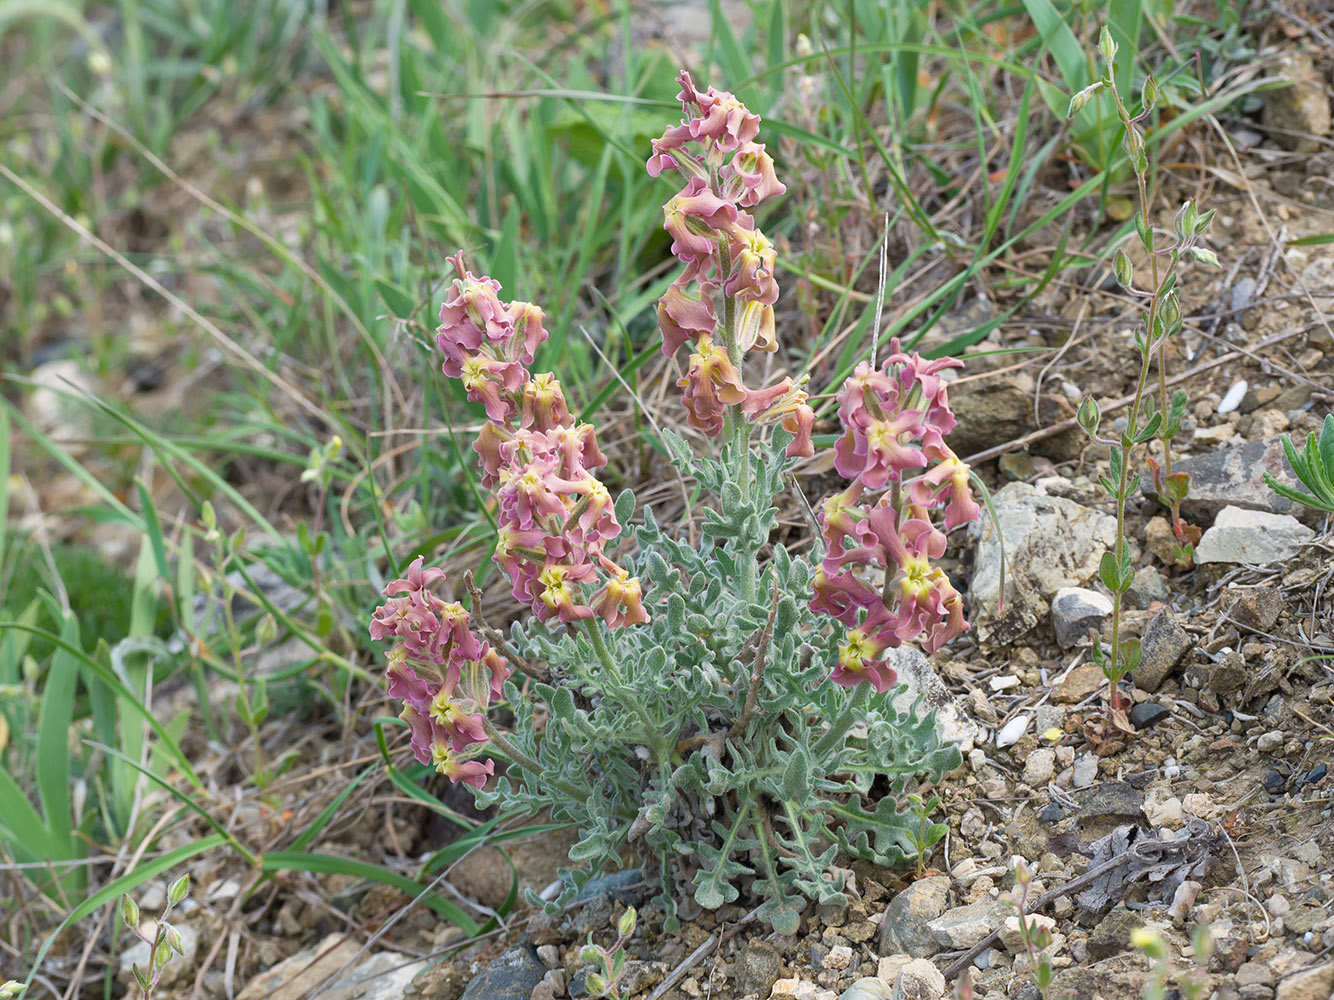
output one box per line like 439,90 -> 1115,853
1050,587 -> 1114,647
838,978 -> 894,1000
1258,730 -> 1284,752
883,646 -> 979,752
995,714 -> 1030,748
1217,379 -> 1249,415
999,914 -> 1058,954
823,945 -> 854,971
1194,506 -> 1315,565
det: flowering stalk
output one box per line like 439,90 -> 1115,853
1069,29 -> 1218,714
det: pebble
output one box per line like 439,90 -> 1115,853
1023,749 -> 1056,786
1168,881 -> 1202,925
737,940 -> 784,997
836,979 -> 893,1000
927,901 -> 1010,949
1072,753 -> 1099,789
823,945 -> 854,971
999,914 -> 1057,954
1258,731 -> 1284,752
1195,506 -> 1316,565
1128,702 -> 1170,730
892,959 -> 946,1000
1132,612 -> 1194,693
536,945 -> 560,969
988,674 -> 1021,692
1053,663 -> 1107,703
879,877 -> 950,958
995,714 -> 1030,748
1276,963 -> 1334,1000
1217,379 -> 1249,415
1144,793 -> 1184,828
1050,587 -> 1114,646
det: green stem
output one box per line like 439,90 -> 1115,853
480,717 -> 589,803
814,684 -> 871,758
584,620 -> 664,756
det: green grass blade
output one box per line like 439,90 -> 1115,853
35,615 -> 80,865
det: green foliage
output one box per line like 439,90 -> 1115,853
1265,414 -> 1334,514
477,431 -> 960,930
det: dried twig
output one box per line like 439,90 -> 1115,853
463,570 -> 550,683
727,580 -> 782,742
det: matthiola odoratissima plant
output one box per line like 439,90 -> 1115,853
367,72 -> 980,931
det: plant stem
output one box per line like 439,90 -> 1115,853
480,716 -> 589,803
814,683 -> 871,758
584,620 -> 665,757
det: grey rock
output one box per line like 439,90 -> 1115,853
971,483 -> 1120,619
1229,588 -> 1286,631
1073,753 -> 1099,789
460,946 -> 545,1000
1258,730 -> 1284,752
927,900 -> 1010,950
339,953 -> 429,1000
1051,587 -> 1114,646
1126,565 -> 1170,608
884,646 -> 979,751
893,959 -> 946,1000
1086,906 -> 1143,961
1276,963 -> 1334,1000
1195,506 -> 1315,565
1207,651 -> 1247,698
1131,611 -> 1193,693
1139,435 -> 1321,525
1074,782 -> 1144,841
879,876 -> 950,957
1128,702 -> 1169,730
945,377 -> 1081,462
1049,966 -> 1150,1000
1262,50 -> 1332,154
734,940 -> 783,998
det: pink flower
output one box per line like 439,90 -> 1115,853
783,404 -> 815,459
657,278 -> 718,357
429,741 -> 494,788
724,144 -> 786,206
438,253 -> 511,351
429,684 -> 488,749
909,446 -> 980,532
534,561 -> 596,623
810,565 -> 880,629
590,566 -> 650,629
506,300 -> 548,364
677,72 -> 761,154
520,373 -> 571,431
460,354 -> 526,422
663,177 -> 738,263
724,224 -> 778,306
678,333 -> 747,436
382,557 -> 446,599
830,626 -> 898,692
